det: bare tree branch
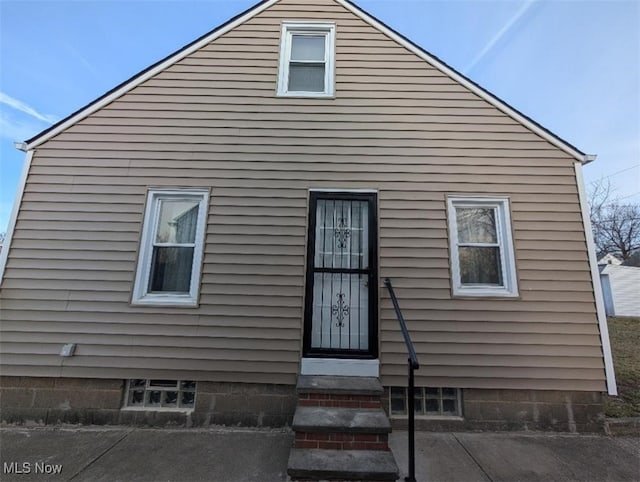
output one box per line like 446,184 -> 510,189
588,179 -> 640,260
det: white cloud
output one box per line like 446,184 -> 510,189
465,0 -> 536,73
0,113 -> 48,142
61,40 -> 101,81
0,92 -> 58,124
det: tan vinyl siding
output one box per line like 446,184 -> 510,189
0,0 -> 606,391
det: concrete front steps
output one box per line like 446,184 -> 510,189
287,375 -> 399,481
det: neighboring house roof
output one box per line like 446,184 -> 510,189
601,264 -> 640,274
597,253 -> 622,266
21,0 -> 593,163
600,264 -> 640,317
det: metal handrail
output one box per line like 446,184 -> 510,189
384,277 -> 419,482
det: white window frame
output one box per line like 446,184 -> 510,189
447,196 -> 518,297
132,188 -> 209,306
277,22 -> 336,97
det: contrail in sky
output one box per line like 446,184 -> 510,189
465,0 -> 536,73
0,92 -> 57,124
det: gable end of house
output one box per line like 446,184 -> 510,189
22,0 -> 592,163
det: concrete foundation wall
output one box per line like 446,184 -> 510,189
385,388 -> 605,433
0,377 -> 296,427
1,377 -> 604,432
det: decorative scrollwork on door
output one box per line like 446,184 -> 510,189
331,292 -> 349,327
334,217 -> 351,248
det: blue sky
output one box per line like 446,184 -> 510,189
1,0 -> 638,234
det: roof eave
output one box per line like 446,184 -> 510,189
584,154 -> 597,164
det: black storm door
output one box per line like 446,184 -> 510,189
303,192 -> 378,358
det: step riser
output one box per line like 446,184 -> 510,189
289,376 -> 399,481
295,432 -> 389,451
299,393 -> 382,409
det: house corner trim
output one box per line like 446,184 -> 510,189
0,150 -> 34,285
574,162 -> 617,395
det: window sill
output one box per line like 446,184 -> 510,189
276,91 -> 335,98
390,414 -> 464,421
131,297 -> 199,308
452,287 -> 519,298
121,407 -> 194,413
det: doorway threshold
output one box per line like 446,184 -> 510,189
300,358 -> 379,377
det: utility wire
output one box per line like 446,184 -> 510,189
618,191 -> 640,200
597,163 -> 640,180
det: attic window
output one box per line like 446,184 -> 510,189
277,22 -> 335,97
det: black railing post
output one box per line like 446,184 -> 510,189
407,358 -> 416,482
383,278 -> 419,482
